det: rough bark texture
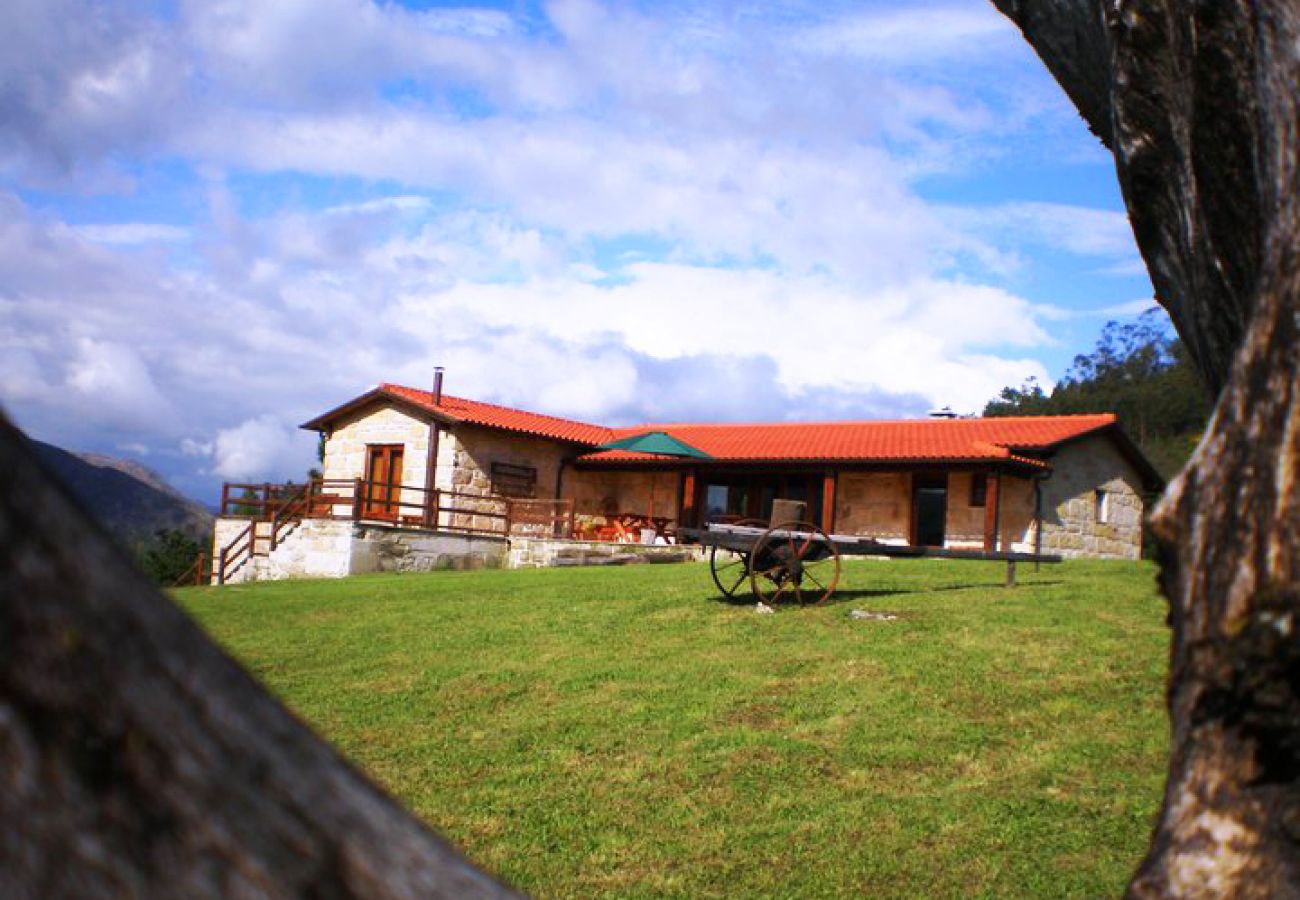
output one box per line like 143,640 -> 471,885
0,414 -> 521,899
993,1 -> 1299,897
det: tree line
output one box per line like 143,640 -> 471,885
983,307 -> 1211,478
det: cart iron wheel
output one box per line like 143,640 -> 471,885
707,518 -> 767,599
709,545 -> 750,598
749,520 -> 841,605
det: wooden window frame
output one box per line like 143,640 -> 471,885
491,462 -> 538,499
1095,489 -> 1111,524
969,472 -> 988,508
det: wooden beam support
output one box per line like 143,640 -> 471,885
821,470 -> 837,533
680,470 -> 697,527
424,423 -> 441,527
982,472 -> 1001,553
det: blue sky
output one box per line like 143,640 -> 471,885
0,0 -> 1154,502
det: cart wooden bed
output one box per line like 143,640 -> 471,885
678,520 -> 1062,605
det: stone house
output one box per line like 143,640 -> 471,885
212,378 -> 1162,582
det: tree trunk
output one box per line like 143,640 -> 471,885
0,413 -> 520,899
992,1 -> 1299,896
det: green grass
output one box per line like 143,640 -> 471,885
176,559 -> 1169,899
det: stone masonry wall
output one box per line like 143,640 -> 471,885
350,524 -> 508,573
1039,436 -> 1146,560
508,538 -> 702,568
320,404 -> 434,517
211,517 -> 355,584
440,424 -> 574,532
211,517 -> 509,582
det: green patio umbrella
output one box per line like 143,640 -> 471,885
596,431 -> 712,458
596,431 -> 711,523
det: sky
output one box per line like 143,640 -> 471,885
0,0 -> 1155,503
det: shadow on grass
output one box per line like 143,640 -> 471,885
709,579 -> 1065,607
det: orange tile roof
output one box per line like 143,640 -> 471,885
304,383 -> 1119,468
584,414 -> 1118,466
380,384 -> 613,444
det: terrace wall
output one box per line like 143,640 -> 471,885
211,519 -> 508,583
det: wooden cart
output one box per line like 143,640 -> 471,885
678,520 -> 1061,605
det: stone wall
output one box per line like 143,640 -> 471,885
1040,436 -> 1146,560
508,538 -> 702,568
211,517 -> 509,582
350,524 -> 507,573
319,405 -> 580,532
321,404 -> 433,493
437,424 -> 574,532
211,518 -> 355,584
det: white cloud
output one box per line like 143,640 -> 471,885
0,1 -> 1144,501
390,262 -> 1052,416
64,338 -> 174,426
212,414 -> 314,480
797,6 -> 1019,65
181,437 -> 213,457
945,202 -> 1142,263
73,223 -> 190,245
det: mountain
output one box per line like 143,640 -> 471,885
30,439 -> 213,546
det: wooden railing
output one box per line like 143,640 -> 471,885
220,482 -> 313,518
172,552 -> 212,587
215,480 -> 582,583
505,498 -> 575,539
219,478 -> 518,534
217,521 -> 255,585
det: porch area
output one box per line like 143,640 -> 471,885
213,478 -> 688,584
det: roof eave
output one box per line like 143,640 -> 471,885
299,387 -> 456,432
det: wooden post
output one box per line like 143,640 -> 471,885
821,470 -> 837,533
1005,559 -> 1017,588
567,500 -> 576,539
681,470 -> 697,527
983,472 -> 1001,552
424,422 -> 440,527
220,483 -> 230,517
352,478 -> 363,520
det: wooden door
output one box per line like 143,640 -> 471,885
364,445 -> 404,519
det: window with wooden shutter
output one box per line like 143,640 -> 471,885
491,462 -> 537,498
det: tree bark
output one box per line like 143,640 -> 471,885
0,413 -> 520,899
992,1 -> 1299,896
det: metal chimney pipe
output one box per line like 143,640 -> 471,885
432,367 -> 444,405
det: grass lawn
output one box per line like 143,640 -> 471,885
176,558 -> 1169,899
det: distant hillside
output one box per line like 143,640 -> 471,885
30,439 -> 213,545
